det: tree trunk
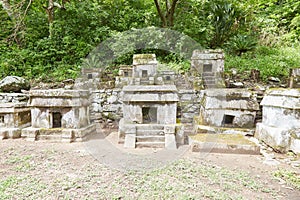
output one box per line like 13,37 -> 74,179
153,0 -> 179,27
154,0 -> 167,27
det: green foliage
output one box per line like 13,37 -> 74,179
255,0 -> 300,46
204,0 -> 252,48
226,46 -> 300,80
0,0 -> 299,82
226,34 -> 258,55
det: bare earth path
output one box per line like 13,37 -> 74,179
0,132 -> 299,199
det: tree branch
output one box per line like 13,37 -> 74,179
153,0 -> 167,27
167,0 -> 179,27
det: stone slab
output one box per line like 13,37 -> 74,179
194,124 -> 255,136
165,134 -> 177,149
124,134 -> 136,148
189,134 -> 260,154
255,123 -> 291,153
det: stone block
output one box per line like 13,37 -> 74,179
255,123 -> 291,153
124,134 -> 136,148
22,128 -> 39,141
8,129 -> 21,138
164,125 -> 175,134
290,138 -> 300,154
124,124 -> 137,134
165,134 -> 177,149
0,130 -> 8,139
62,130 -> 74,143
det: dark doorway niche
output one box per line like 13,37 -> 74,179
166,75 -> 171,81
53,112 -> 62,128
0,115 -> 4,123
142,70 -> 148,78
87,74 -> 93,79
124,71 -> 129,77
142,107 -> 157,124
203,63 -> 213,72
223,115 -> 235,126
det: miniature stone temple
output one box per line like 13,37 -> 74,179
22,90 -> 96,142
0,103 -> 31,139
255,89 -> 300,153
191,50 -> 225,89
194,89 -> 260,135
115,65 -> 133,87
118,54 -> 181,149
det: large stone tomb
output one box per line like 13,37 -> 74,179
255,89 -> 300,153
0,103 -> 31,139
195,89 -> 259,135
22,90 -> 96,142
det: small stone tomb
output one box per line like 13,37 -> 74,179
22,90 -> 96,142
132,54 -> 158,85
255,89 -> 300,153
115,65 -> 133,87
81,68 -> 103,80
195,89 -> 259,135
191,50 -> 225,88
0,103 -> 31,139
119,85 -> 179,149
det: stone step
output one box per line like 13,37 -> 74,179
202,72 -> 216,77
136,141 -> 165,148
203,80 -> 216,84
136,135 -> 165,142
136,129 -> 164,136
203,76 -> 215,79
204,84 -> 217,88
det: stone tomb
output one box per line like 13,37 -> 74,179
255,89 -> 300,153
22,90 -> 96,142
191,50 -> 225,88
195,89 -> 259,135
0,103 -> 31,139
117,54 -> 182,149
115,65 -> 133,87
81,67 -> 103,80
132,54 -> 158,85
119,85 -> 179,149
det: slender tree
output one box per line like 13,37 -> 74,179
153,0 -> 179,27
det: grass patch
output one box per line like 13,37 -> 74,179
273,169 -> 300,190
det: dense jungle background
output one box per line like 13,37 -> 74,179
1,0 -> 300,82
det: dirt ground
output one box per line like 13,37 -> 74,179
0,131 -> 299,200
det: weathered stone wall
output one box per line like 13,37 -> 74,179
90,89 -> 123,123
177,90 -> 201,124
0,93 -> 29,103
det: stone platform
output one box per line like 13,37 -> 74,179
188,134 -> 260,154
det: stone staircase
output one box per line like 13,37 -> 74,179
135,125 -> 165,148
202,72 -> 216,88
